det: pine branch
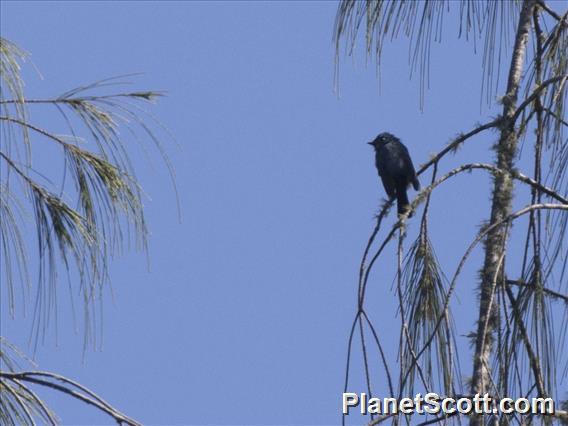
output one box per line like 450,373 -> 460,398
0,371 -> 142,426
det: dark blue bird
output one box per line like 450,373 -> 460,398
368,132 -> 420,216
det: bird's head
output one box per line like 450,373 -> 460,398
368,132 -> 398,148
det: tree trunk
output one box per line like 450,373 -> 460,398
470,1 -> 537,424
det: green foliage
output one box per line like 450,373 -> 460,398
0,37 -> 173,425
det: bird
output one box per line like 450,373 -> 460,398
368,132 -> 420,216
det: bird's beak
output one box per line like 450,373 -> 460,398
367,141 -> 374,146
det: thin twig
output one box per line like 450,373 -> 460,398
0,371 -> 142,426
511,74 -> 568,123
504,287 -> 547,397
507,279 -> 568,303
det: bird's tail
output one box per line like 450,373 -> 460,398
395,180 -> 411,217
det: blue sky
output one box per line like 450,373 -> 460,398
1,1 -> 565,425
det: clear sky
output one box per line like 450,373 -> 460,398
1,1 -> 565,425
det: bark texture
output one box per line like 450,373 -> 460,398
469,1 -> 537,425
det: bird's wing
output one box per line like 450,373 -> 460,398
380,174 -> 396,199
398,144 -> 420,190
